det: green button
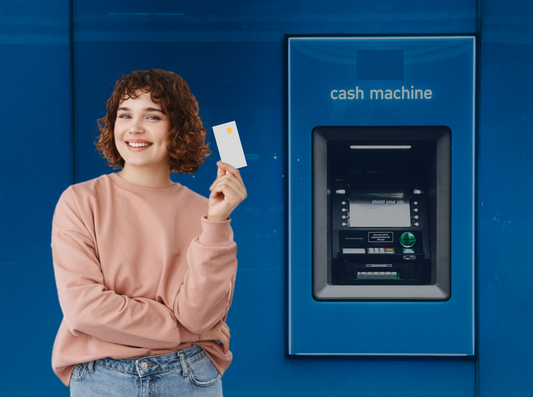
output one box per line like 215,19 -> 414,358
400,232 -> 416,248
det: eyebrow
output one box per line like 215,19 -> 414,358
117,106 -> 166,114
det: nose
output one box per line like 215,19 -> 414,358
129,118 -> 145,134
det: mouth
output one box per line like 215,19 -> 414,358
126,141 -> 153,148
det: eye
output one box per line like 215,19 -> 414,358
147,115 -> 161,121
118,114 -> 131,119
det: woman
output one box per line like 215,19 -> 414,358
50,68 -> 246,396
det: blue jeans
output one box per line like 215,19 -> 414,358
70,345 -> 223,397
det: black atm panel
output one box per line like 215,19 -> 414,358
312,126 -> 450,301
330,141 -> 433,287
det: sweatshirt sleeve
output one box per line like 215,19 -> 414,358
173,216 -> 238,335
51,187 -> 199,348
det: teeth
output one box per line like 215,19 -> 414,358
128,142 -> 151,148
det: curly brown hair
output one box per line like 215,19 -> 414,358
95,68 -> 211,174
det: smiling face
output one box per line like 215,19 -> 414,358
114,91 -> 171,172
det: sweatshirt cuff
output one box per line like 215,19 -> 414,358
198,216 -> 233,247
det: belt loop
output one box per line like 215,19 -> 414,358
87,360 -> 95,372
178,351 -> 188,377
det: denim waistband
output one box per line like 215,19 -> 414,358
91,345 -> 205,378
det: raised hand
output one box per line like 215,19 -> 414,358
207,161 -> 247,222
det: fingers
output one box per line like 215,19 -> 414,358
219,323 -> 231,340
209,172 -> 247,212
209,161 -> 245,191
210,175 -> 246,200
207,161 -> 247,221
221,338 -> 230,354
216,324 -> 231,354
198,322 -> 232,354
209,171 -> 245,195
216,162 -> 226,179
209,162 -> 247,204
217,161 -> 244,185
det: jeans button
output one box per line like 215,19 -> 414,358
141,362 -> 148,370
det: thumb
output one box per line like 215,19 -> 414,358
216,161 -> 226,178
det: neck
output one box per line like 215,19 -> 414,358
117,164 -> 175,188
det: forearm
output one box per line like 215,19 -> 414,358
61,285 -> 199,348
53,230 -> 199,348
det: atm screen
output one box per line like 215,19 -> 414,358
349,187 -> 411,227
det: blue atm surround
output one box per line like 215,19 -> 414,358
288,37 -> 476,355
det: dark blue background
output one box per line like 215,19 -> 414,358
1,0 -> 531,395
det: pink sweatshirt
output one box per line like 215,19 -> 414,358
50,173 -> 237,386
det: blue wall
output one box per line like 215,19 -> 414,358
478,1 -> 533,395
0,0 -> 73,394
1,0 -> 531,395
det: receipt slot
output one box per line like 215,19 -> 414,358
313,126 -> 450,300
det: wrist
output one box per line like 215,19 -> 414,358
207,215 -> 229,222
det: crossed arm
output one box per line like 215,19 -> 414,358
52,224 -> 235,351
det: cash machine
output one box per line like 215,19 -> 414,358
288,36 -> 475,355
313,126 -> 451,300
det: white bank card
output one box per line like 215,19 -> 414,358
212,121 -> 247,169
